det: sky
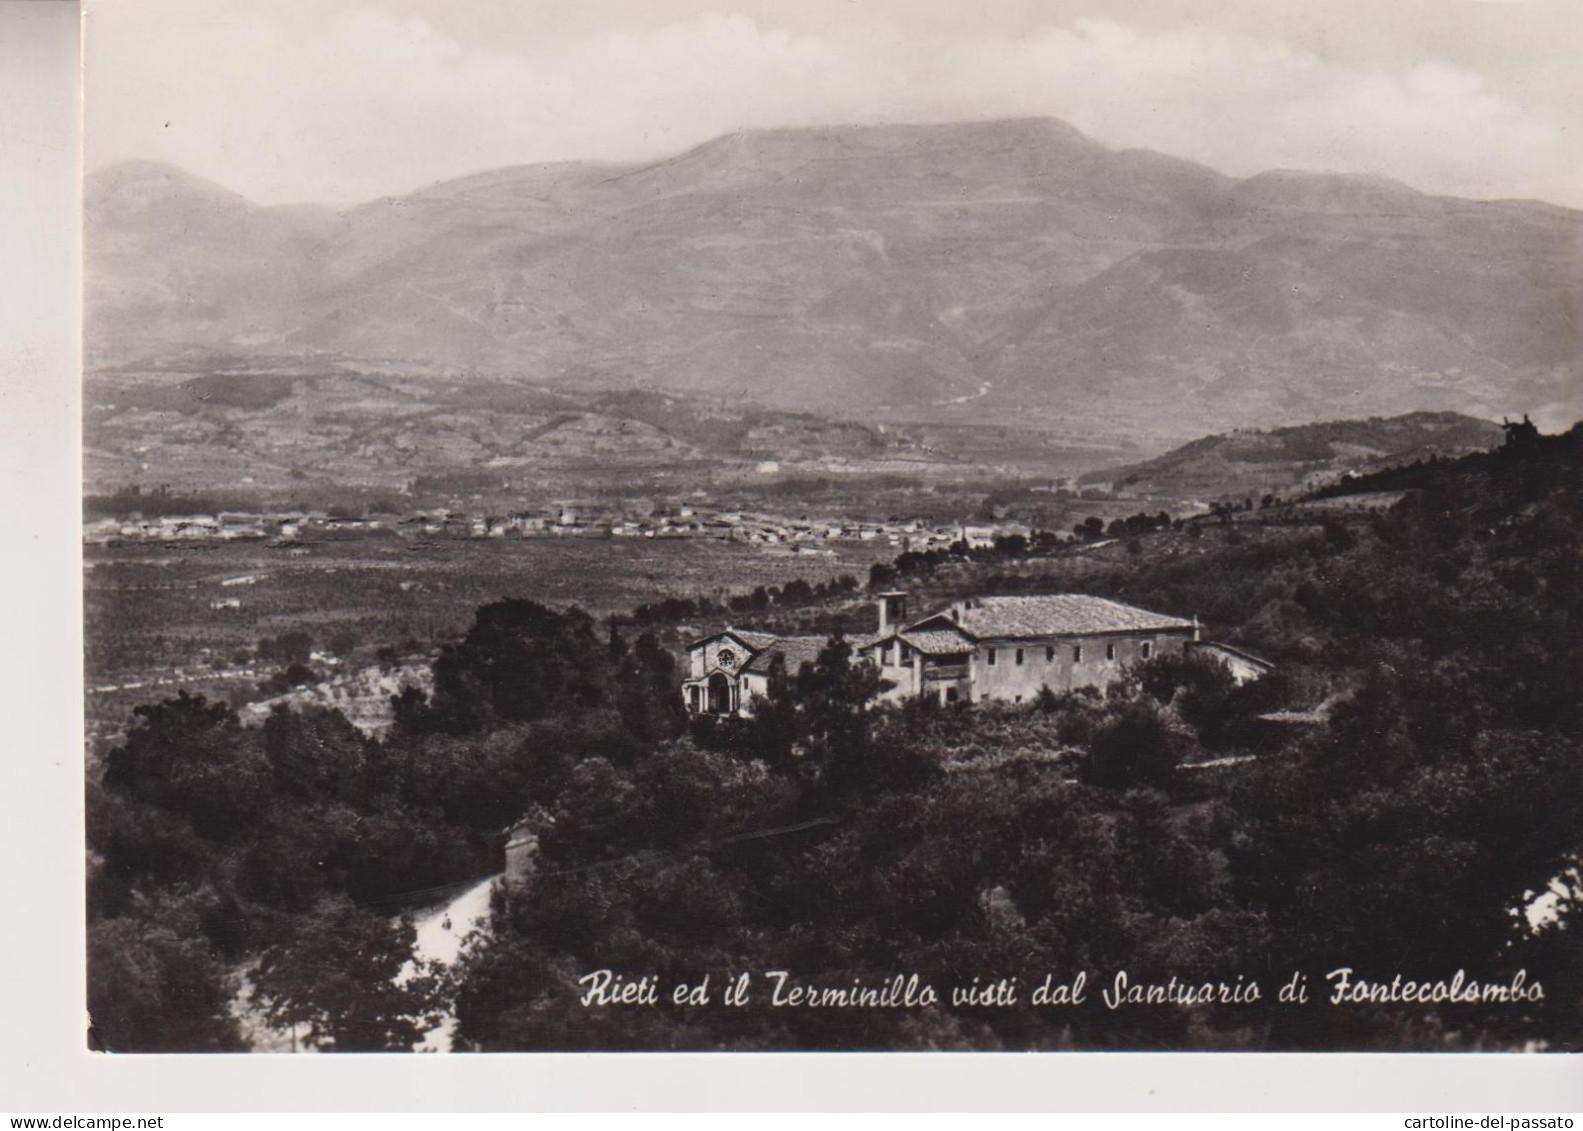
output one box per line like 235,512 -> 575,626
83,0 -> 1583,208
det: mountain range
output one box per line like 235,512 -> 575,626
86,117 -> 1582,446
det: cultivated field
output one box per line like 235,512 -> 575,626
84,531 -> 895,746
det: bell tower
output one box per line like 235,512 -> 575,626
878,591 -> 909,634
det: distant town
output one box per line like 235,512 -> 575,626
82,502 -> 1048,555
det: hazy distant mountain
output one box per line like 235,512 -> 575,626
82,370 -> 1016,498
86,119 -> 1582,444
1077,411 -> 1505,500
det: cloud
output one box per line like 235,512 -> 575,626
941,20 -> 1570,203
85,6 -> 1581,208
89,9 -> 896,200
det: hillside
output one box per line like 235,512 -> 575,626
88,420 -> 1583,1052
85,369 -> 1120,502
87,119 -> 1583,447
1077,411 -> 1505,500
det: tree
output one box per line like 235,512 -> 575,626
780,578 -> 815,605
1074,516 -> 1105,541
794,634 -> 885,798
259,630 -> 313,667
425,599 -> 611,730
103,692 -> 271,844
614,631 -> 687,745
261,704 -> 368,802
88,895 -> 245,1053
1130,653 -> 1251,749
250,896 -> 443,1052
1322,520 -> 1357,552
1079,701 -> 1185,789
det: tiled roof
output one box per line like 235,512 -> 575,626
1189,640 -> 1274,670
741,635 -> 827,674
927,595 -> 1194,640
741,634 -> 878,674
897,628 -> 974,655
728,629 -> 782,652
687,628 -> 781,653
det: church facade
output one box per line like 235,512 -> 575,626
680,629 -> 849,718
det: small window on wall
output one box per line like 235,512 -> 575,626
1015,648 -> 1024,665
1073,645 -> 1083,663
1046,646 -> 1055,662
900,644 -> 911,663
987,648 -> 997,666
1106,642 -> 1116,661
946,687 -> 959,702
1141,641 -> 1153,659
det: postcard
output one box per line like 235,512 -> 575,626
75,0 -> 1581,1067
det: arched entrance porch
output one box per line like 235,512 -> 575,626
707,671 -> 734,715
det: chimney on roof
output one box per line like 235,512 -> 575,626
878,591 -> 908,634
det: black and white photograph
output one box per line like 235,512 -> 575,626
76,0 -> 1582,1060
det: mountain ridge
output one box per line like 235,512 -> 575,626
1077,410 -> 1506,499
86,117 -> 1583,444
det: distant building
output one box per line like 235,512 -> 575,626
681,630 -> 855,717
859,592 -> 1200,707
502,818 -> 538,885
957,525 -> 997,550
682,592 -> 1269,716
1185,640 -> 1274,685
